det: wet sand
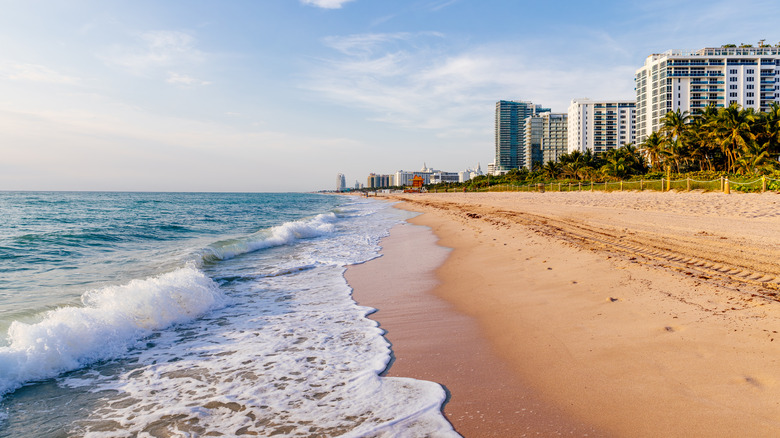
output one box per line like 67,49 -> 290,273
346,222 -> 600,437
347,191 -> 780,437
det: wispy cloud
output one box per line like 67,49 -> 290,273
166,72 -> 211,86
300,0 -> 356,9
102,30 -> 205,75
322,31 -> 443,56
0,63 -> 78,84
304,33 -> 636,136
426,0 -> 459,12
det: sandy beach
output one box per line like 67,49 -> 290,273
347,191 -> 780,437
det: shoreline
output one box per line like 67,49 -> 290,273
348,191 -> 780,437
346,214 -> 601,436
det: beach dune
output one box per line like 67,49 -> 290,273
348,191 -> 780,437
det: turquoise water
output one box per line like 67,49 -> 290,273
0,192 -> 456,437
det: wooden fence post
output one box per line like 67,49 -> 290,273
724,176 -> 730,194
666,167 -> 671,191
762,175 -> 767,193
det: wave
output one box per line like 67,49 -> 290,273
201,212 -> 337,262
0,266 -> 225,398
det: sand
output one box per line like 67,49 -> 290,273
346,191 -> 780,437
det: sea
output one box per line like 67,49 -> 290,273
0,192 -> 457,437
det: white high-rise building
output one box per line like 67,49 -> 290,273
524,113 -> 568,168
568,99 -> 636,154
635,46 -> 780,142
336,173 -> 346,192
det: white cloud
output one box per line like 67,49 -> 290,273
301,0 -> 355,9
304,33 -> 637,136
166,72 -> 211,86
0,62 -> 78,84
102,30 -> 205,75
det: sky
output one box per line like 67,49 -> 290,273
2,0 -> 780,192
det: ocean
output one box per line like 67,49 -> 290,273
0,192 -> 457,437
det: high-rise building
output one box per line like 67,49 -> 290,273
635,46 -> 780,142
336,173 -> 346,192
568,99 -> 636,154
494,100 -> 550,173
366,173 -> 392,188
524,113 -> 568,168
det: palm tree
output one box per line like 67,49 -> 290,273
734,141 -> 777,175
687,105 -> 720,171
600,156 -> 628,180
712,103 -> 756,173
757,102 -> 780,158
660,109 -> 691,141
639,131 -> 667,170
659,109 -> 692,172
541,161 -> 562,179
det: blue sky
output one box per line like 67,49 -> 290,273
2,0 -> 780,191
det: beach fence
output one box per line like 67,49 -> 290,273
469,175 -> 780,194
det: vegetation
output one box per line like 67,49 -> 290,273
646,103 -> 780,175
426,103 -> 780,193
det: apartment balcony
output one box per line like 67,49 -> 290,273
761,79 -> 775,84
667,61 -> 720,66
761,71 -> 776,76
761,86 -> 775,91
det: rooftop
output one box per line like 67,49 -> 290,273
644,46 -> 780,65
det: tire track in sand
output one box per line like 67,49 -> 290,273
401,197 -> 780,301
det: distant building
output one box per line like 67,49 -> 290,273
495,100 -> 550,173
458,163 -> 483,183
524,113 -> 568,168
366,173 -> 392,188
568,99 -> 636,154
430,171 -> 460,184
336,173 -> 346,192
635,46 -> 780,142
393,163 -> 435,186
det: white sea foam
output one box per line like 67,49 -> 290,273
203,212 -> 337,262
68,265 -> 456,437
0,266 -> 225,397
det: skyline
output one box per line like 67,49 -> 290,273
2,1 -> 780,191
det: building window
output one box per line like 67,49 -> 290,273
730,84 -> 738,89
747,84 -> 755,89
730,77 -> 737,82
747,92 -> 754,97
730,69 -> 738,74
730,100 -> 737,105
747,69 -> 755,74
747,77 -> 755,82
730,92 -> 738,97
747,100 -> 755,105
